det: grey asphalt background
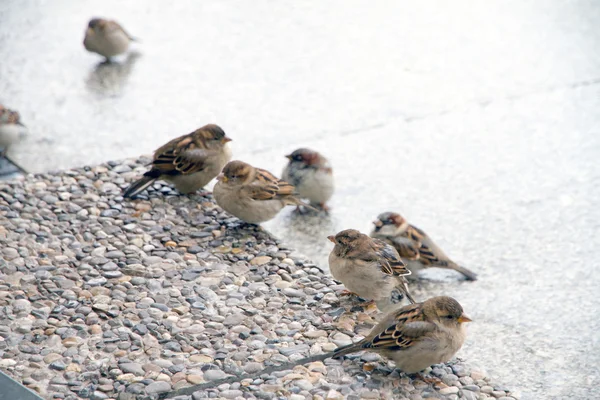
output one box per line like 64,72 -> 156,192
1,1 -> 599,399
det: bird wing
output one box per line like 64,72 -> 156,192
151,134 -> 210,176
110,20 -> 138,41
362,304 -> 436,351
389,236 -> 421,260
369,239 -> 412,277
404,225 -> 451,267
244,168 -> 296,201
402,225 -> 477,280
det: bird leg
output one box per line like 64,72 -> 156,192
338,291 -> 378,313
409,372 -> 442,385
294,205 -> 315,214
319,203 -> 330,212
239,222 -> 262,231
338,290 -> 377,306
337,291 -> 379,314
194,190 -> 212,197
293,203 -> 324,214
0,145 -> 13,158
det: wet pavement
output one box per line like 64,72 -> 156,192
1,1 -> 600,399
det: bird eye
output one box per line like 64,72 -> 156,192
293,155 -> 303,162
444,315 -> 454,320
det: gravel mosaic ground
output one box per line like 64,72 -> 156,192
0,158 -> 520,400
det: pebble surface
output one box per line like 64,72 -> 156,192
0,158 -> 519,400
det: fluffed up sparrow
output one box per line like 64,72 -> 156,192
371,212 -> 477,281
0,104 -> 26,156
123,124 -> 232,198
214,160 -> 312,224
281,148 -> 334,210
328,229 -> 415,310
83,18 -> 136,60
333,296 -> 471,373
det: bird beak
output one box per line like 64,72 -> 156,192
327,235 -> 335,243
216,173 -> 227,183
458,313 -> 472,323
221,136 -> 232,144
87,27 -> 94,35
285,154 -> 292,160
373,220 -> 383,228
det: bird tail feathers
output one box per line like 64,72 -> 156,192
332,342 -> 361,359
123,175 -> 156,198
284,196 -> 319,211
444,262 -> 478,281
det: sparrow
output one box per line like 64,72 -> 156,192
83,18 -> 136,60
123,124 -> 232,198
327,229 -> 415,310
161,296 -> 471,397
213,160 -> 311,224
333,296 -> 471,374
0,105 -> 26,157
281,148 -> 334,210
371,212 -> 477,281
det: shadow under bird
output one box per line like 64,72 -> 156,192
328,228 -> 415,310
371,212 -> 477,281
123,124 -> 232,198
282,148 -> 334,210
83,18 -> 137,61
213,160 -> 312,224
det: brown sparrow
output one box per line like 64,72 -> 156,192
333,296 -> 471,373
83,18 -> 136,60
0,105 -> 26,157
214,160 -> 310,224
371,212 -> 477,281
328,229 -> 415,310
281,148 -> 334,210
158,297 -> 471,396
123,124 -> 232,198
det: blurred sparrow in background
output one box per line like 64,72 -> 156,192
0,104 -> 27,157
123,124 -> 232,198
83,18 -> 136,61
214,160 -> 311,224
371,212 -> 477,281
328,229 -> 415,310
333,296 -> 471,373
282,148 -> 334,210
